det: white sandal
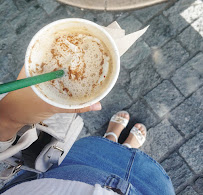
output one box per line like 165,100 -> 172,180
103,111 -> 129,143
123,124 -> 147,148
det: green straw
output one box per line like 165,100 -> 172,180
0,70 -> 65,94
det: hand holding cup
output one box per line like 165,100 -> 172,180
0,66 -> 101,141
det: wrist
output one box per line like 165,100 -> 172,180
0,116 -> 23,141
0,98 -> 24,141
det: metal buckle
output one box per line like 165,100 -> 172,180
31,124 -> 36,128
14,164 -> 22,171
105,186 -> 112,189
39,122 -> 48,127
104,186 -> 124,195
53,146 -> 64,155
13,161 -> 23,174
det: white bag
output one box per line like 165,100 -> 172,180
0,111 -> 84,180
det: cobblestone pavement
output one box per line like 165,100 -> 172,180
0,0 -> 203,194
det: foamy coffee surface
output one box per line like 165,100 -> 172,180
29,32 -> 112,105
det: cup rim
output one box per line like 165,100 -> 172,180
25,18 -> 120,109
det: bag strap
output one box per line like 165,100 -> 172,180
0,157 -> 41,181
36,113 -> 77,142
0,136 -> 16,153
0,115 -> 84,174
0,125 -> 38,161
35,115 -> 84,172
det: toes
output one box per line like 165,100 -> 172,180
141,129 -> 146,136
135,123 -> 142,129
107,111 -> 129,134
123,113 -> 129,119
125,113 -> 130,119
117,111 -> 130,120
134,123 -> 146,136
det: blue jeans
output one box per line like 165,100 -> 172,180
0,137 -> 175,195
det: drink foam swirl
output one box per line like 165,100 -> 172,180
29,33 -> 112,105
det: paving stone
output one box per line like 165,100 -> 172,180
194,177 -> 203,194
82,11 -> 97,22
0,41 -> 8,51
164,0 -> 203,32
0,73 -> 16,83
0,24 -> 16,41
37,0 -> 60,15
128,56 -> 162,100
0,26 -> 16,53
169,86 -> 203,135
81,84 -> 132,133
0,53 -> 17,75
0,67 -> 9,82
116,65 -> 130,88
141,120 -> 183,161
77,126 -> 91,140
11,17 -> 51,77
114,12 -> 130,22
0,0 -> 19,26
94,11 -> 115,26
117,13 -> 142,34
11,32 -> 36,76
179,0 -> 203,24
65,5 -> 85,18
0,69 -> 15,82
172,53 -> 203,97
161,153 -> 194,193
192,52 -> 203,74
178,186 -> 198,195
10,5 -> 47,35
179,132 -> 203,174
48,6 -> 70,21
178,17 -> 203,55
144,80 -> 184,117
24,0 -> 35,2
12,0 -> 28,11
152,39 -> 189,78
127,99 -> 159,129
121,39 -> 151,70
10,10 -> 29,33
71,8 -> 112,25
134,2 -> 168,23
191,16 -> 203,37
80,10 -> 115,26
142,15 -> 177,48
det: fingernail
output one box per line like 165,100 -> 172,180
90,103 -> 102,111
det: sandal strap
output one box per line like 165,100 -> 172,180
122,143 -> 132,148
103,132 -> 118,143
130,126 -> 146,146
110,112 -> 129,128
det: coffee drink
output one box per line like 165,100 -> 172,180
26,19 -> 120,108
29,31 -> 113,105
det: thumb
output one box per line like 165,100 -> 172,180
74,102 -> 102,113
54,102 -> 102,114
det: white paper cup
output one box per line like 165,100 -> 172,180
25,18 -> 120,109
